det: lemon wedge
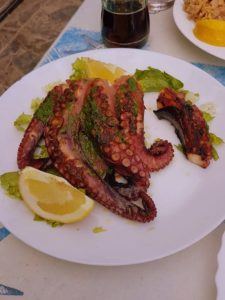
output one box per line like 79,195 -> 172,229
71,57 -> 126,83
19,167 -> 94,223
193,19 -> 225,47
86,58 -> 126,82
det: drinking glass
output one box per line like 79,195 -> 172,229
101,0 -> 150,48
148,0 -> 175,13
101,0 -> 175,48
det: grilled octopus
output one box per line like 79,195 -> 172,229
17,84 -> 69,170
17,77 -> 174,222
154,88 -> 212,168
43,79 -> 157,222
82,76 -> 174,189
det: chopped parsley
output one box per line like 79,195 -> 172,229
116,131 -> 127,144
133,100 -> 138,117
127,77 -> 137,92
81,96 -> 107,137
34,96 -> 54,124
119,84 -> 126,93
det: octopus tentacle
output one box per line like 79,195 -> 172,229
104,171 -> 144,201
82,77 -> 173,190
113,76 -> 174,172
129,138 -> 174,173
17,83 -> 78,170
17,84 -> 69,170
81,78 -> 151,189
154,88 -> 212,168
44,80 -> 156,222
17,119 -> 47,169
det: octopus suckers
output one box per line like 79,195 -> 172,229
122,158 -> 131,167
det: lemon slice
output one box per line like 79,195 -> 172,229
19,167 -> 94,223
71,57 -> 126,83
86,58 -> 126,82
193,19 -> 225,47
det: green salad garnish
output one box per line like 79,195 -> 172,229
212,147 -> 219,161
209,133 -> 224,146
201,110 -> 223,161
202,111 -> 214,123
33,144 -> 49,159
127,77 -> 137,92
70,58 -> 88,81
31,98 -> 43,112
0,171 -> 22,200
175,144 -> 184,153
14,113 -> 32,132
34,95 -> 54,125
92,226 -> 107,234
134,67 -> 184,92
33,214 -> 64,227
209,133 -> 224,161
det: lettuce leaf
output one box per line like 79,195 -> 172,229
14,113 -> 32,132
184,91 -> 199,103
175,144 -> 184,153
209,133 -> 223,161
209,133 -> 224,146
33,214 -> 64,227
31,98 -> 43,112
70,58 -> 88,81
202,111 -> 214,123
33,145 -> 49,159
212,146 -> 219,161
134,67 -> 183,92
92,226 -> 107,233
0,171 -> 22,200
201,112 -> 223,161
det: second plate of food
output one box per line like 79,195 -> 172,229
173,0 -> 225,60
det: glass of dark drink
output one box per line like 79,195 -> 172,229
101,0 -> 150,48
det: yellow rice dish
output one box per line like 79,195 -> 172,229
183,0 -> 225,21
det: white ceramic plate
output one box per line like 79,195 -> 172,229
0,48 -> 225,266
173,0 -> 225,60
216,229 -> 225,300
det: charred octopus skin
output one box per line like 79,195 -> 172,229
44,79 -> 157,223
154,88 -> 212,168
113,76 -> 174,173
17,84 -> 69,170
81,78 -> 151,189
83,76 -> 174,189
